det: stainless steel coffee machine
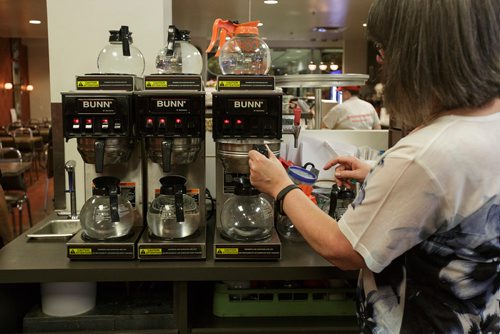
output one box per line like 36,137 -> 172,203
135,74 -> 207,260
62,75 -> 144,260
212,75 -> 283,260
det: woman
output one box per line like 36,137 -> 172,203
248,0 -> 500,332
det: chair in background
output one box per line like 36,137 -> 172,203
0,147 -> 33,235
0,126 -> 9,136
12,127 -> 37,182
7,121 -> 23,134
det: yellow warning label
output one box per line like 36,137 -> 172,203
146,81 -> 168,88
218,81 -> 240,88
140,248 -> 162,255
69,248 -> 92,255
77,81 -> 99,88
216,247 -> 239,255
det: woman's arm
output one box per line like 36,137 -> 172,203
248,149 -> 367,270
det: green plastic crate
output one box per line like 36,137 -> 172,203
212,283 -> 356,317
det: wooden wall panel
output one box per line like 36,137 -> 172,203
0,38 -> 14,127
18,43 -> 31,123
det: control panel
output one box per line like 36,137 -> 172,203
62,92 -> 134,138
212,90 -> 282,139
135,91 -> 205,138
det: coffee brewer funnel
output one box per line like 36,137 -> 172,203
211,75 -> 283,260
135,74 -> 207,259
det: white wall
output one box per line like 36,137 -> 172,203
47,0 -> 172,210
47,0 -> 172,102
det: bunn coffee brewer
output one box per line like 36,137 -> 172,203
63,26 -> 144,260
212,74 -> 282,260
135,74 -> 206,260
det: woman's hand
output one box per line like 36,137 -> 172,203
248,145 -> 293,199
324,156 -> 371,186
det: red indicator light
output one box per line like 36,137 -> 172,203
236,119 -> 243,125
147,118 -> 153,123
159,118 -> 166,124
102,119 -> 108,124
86,119 -> 92,124
175,118 -> 182,124
73,118 -> 80,124
223,119 -> 230,125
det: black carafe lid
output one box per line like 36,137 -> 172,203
159,175 -> 187,223
159,175 -> 187,195
92,176 -> 121,196
166,25 -> 192,56
233,177 -> 260,196
92,176 -> 121,223
108,25 -> 132,56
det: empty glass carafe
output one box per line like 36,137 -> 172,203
97,25 -> 145,76
220,177 -> 273,241
147,176 -> 199,239
79,176 -> 134,240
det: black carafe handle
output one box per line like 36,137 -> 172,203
119,26 -> 131,57
328,184 -> 339,219
166,25 -> 176,56
252,144 -> 268,157
161,139 -> 173,173
108,183 -> 120,223
174,192 -> 185,223
94,139 -> 105,173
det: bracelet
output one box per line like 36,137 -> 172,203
275,184 -> 300,216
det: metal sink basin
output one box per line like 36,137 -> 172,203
26,219 -> 81,240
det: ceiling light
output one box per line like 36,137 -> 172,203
312,26 -> 344,33
362,23 -> 367,27
26,84 -> 34,91
308,61 -> 317,71
264,0 -> 278,4
330,63 -> 339,71
319,62 -> 327,71
3,82 -> 13,90
29,19 -> 42,25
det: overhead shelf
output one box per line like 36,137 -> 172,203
275,74 -> 369,88
275,74 -> 369,128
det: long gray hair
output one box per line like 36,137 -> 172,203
367,0 -> 500,128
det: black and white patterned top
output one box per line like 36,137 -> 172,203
338,113 -> 500,333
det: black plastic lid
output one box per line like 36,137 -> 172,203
178,30 -> 191,41
233,177 -> 260,196
109,30 -> 134,44
160,175 -> 187,195
92,176 -> 121,196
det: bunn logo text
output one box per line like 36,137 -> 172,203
157,100 -> 187,108
234,101 -> 264,108
82,100 -> 112,108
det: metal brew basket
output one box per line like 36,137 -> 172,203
216,138 -> 281,174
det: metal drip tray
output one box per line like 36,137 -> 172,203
27,220 -> 81,240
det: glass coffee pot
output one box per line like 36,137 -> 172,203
97,25 -> 145,76
328,184 -> 356,220
220,177 -> 273,241
79,176 -> 135,240
206,18 -> 271,75
147,176 -> 199,239
156,25 -> 203,74
276,165 -> 318,242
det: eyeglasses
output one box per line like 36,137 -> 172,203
374,42 -> 384,64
